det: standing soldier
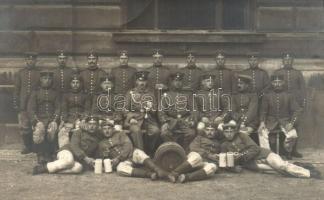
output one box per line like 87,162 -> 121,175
147,50 -> 171,91
237,53 -> 270,97
28,71 -> 60,163
181,52 -> 203,92
231,74 -> 258,136
124,71 -> 160,156
91,75 -> 123,126
53,50 -> 74,98
273,53 -> 306,158
111,51 -> 137,95
210,52 -> 233,94
32,116 -> 102,175
258,75 -> 302,159
80,51 -> 107,97
58,74 -> 90,148
159,72 -> 197,152
13,52 -> 40,154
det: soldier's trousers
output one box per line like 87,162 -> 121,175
58,123 -> 74,148
258,127 -> 298,153
46,150 -> 83,174
245,152 -> 310,178
161,120 -> 196,152
18,111 -> 33,149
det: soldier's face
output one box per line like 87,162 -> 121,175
223,127 -> 237,141
88,122 -> 98,133
40,76 -> 53,88
153,55 -> 163,66
87,56 -> 98,67
102,125 -> 114,138
57,56 -> 67,67
201,79 -> 213,89
70,79 -> 81,91
187,56 -> 196,66
25,58 -> 36,68
120,56 -> 128,66
100,80 -> 113,91
282,56 -> 293,67
136,80 -> 147,89
248,57 -> 258,68
205,128 -> 216,138
216,55 -> 225,67
272,80 -> 285,91
237,81 -> 248,92
171,80 -> 183,89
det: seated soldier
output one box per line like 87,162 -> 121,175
231,74 -> 258,136
221,119 -> 321,179
159,72 -> 197,152
124,71 -> 160,156
167,123 -> 219,183
96,120 -> 133,170
258,75 -> 302,159
91,75 -> 123,127
58,74 -> 90,148
32,116 -> 102,175
27,71 -> 60,163
195,74 -> 228,132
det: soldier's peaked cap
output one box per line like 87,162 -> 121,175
100,74 -> 114,82
40,71 -> 54,77
87,116 -> 99,123
237,74 -> 253,83
271,74 -> 284,81
87,50 -> 98,58
136,71 -> 149,81
120,50 -> 128,57
223,120 -> 237,129
153,49 -> 163,57
171,72 -> 185,81
25,52 -> 38,59
201,74 -> 216,80
57,50 -> 67,57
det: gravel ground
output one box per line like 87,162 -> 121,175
0,149 -> 324,200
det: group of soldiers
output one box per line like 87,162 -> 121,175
13,49 -> 321,182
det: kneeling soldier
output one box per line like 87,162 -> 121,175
32,116 -> 102,175
28,71 -> 60,163
167,123 -> 219,183
58,74 -> 89,148
221,119 -> 321,179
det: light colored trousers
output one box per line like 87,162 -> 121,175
46,150 -> 83,174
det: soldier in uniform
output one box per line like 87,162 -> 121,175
97,120 -> 133,170
195,74 -> 228,132
80,51 -> 107,97
90,75 -> 123,126
231,74 -> 258,136
237,53 -> 270,97
180,52 -> 203,92
27,71 -> 60,163
124,71 -> 160,156
258,75 -> 302,159
58,74 -> 90,148
147,50 -> 171,91
221,119 -> 321,179
111,51 -> 137,95
13,52 -> 40,154
166,123 -> 219,183
32,116 -> 102,175
159,72 -> 197,152
53,50 -> 75,98
210,52 -> 233,94
273,53 -> 306,158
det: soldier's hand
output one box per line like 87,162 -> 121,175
161,123 -> 169,132
130,118 -> 138,124
111,158 -> 120,168
285,123 -> 294,132
84,157 -> 95,167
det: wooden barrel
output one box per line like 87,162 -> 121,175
153,142 -> 186,172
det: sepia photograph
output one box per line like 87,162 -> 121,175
0,0 -> 324,200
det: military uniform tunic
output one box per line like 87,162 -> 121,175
111,65 -> 137,95
210,68 -> 233,94
61,91 -> 90,124
189,135 -> 221,161
80,67 -> 107,96
180,65 -> 203,92
146,65 -> 172,90
238,68 -> 270,97
53,67 -> 75,95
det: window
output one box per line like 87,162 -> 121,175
124,0 -> 253,30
